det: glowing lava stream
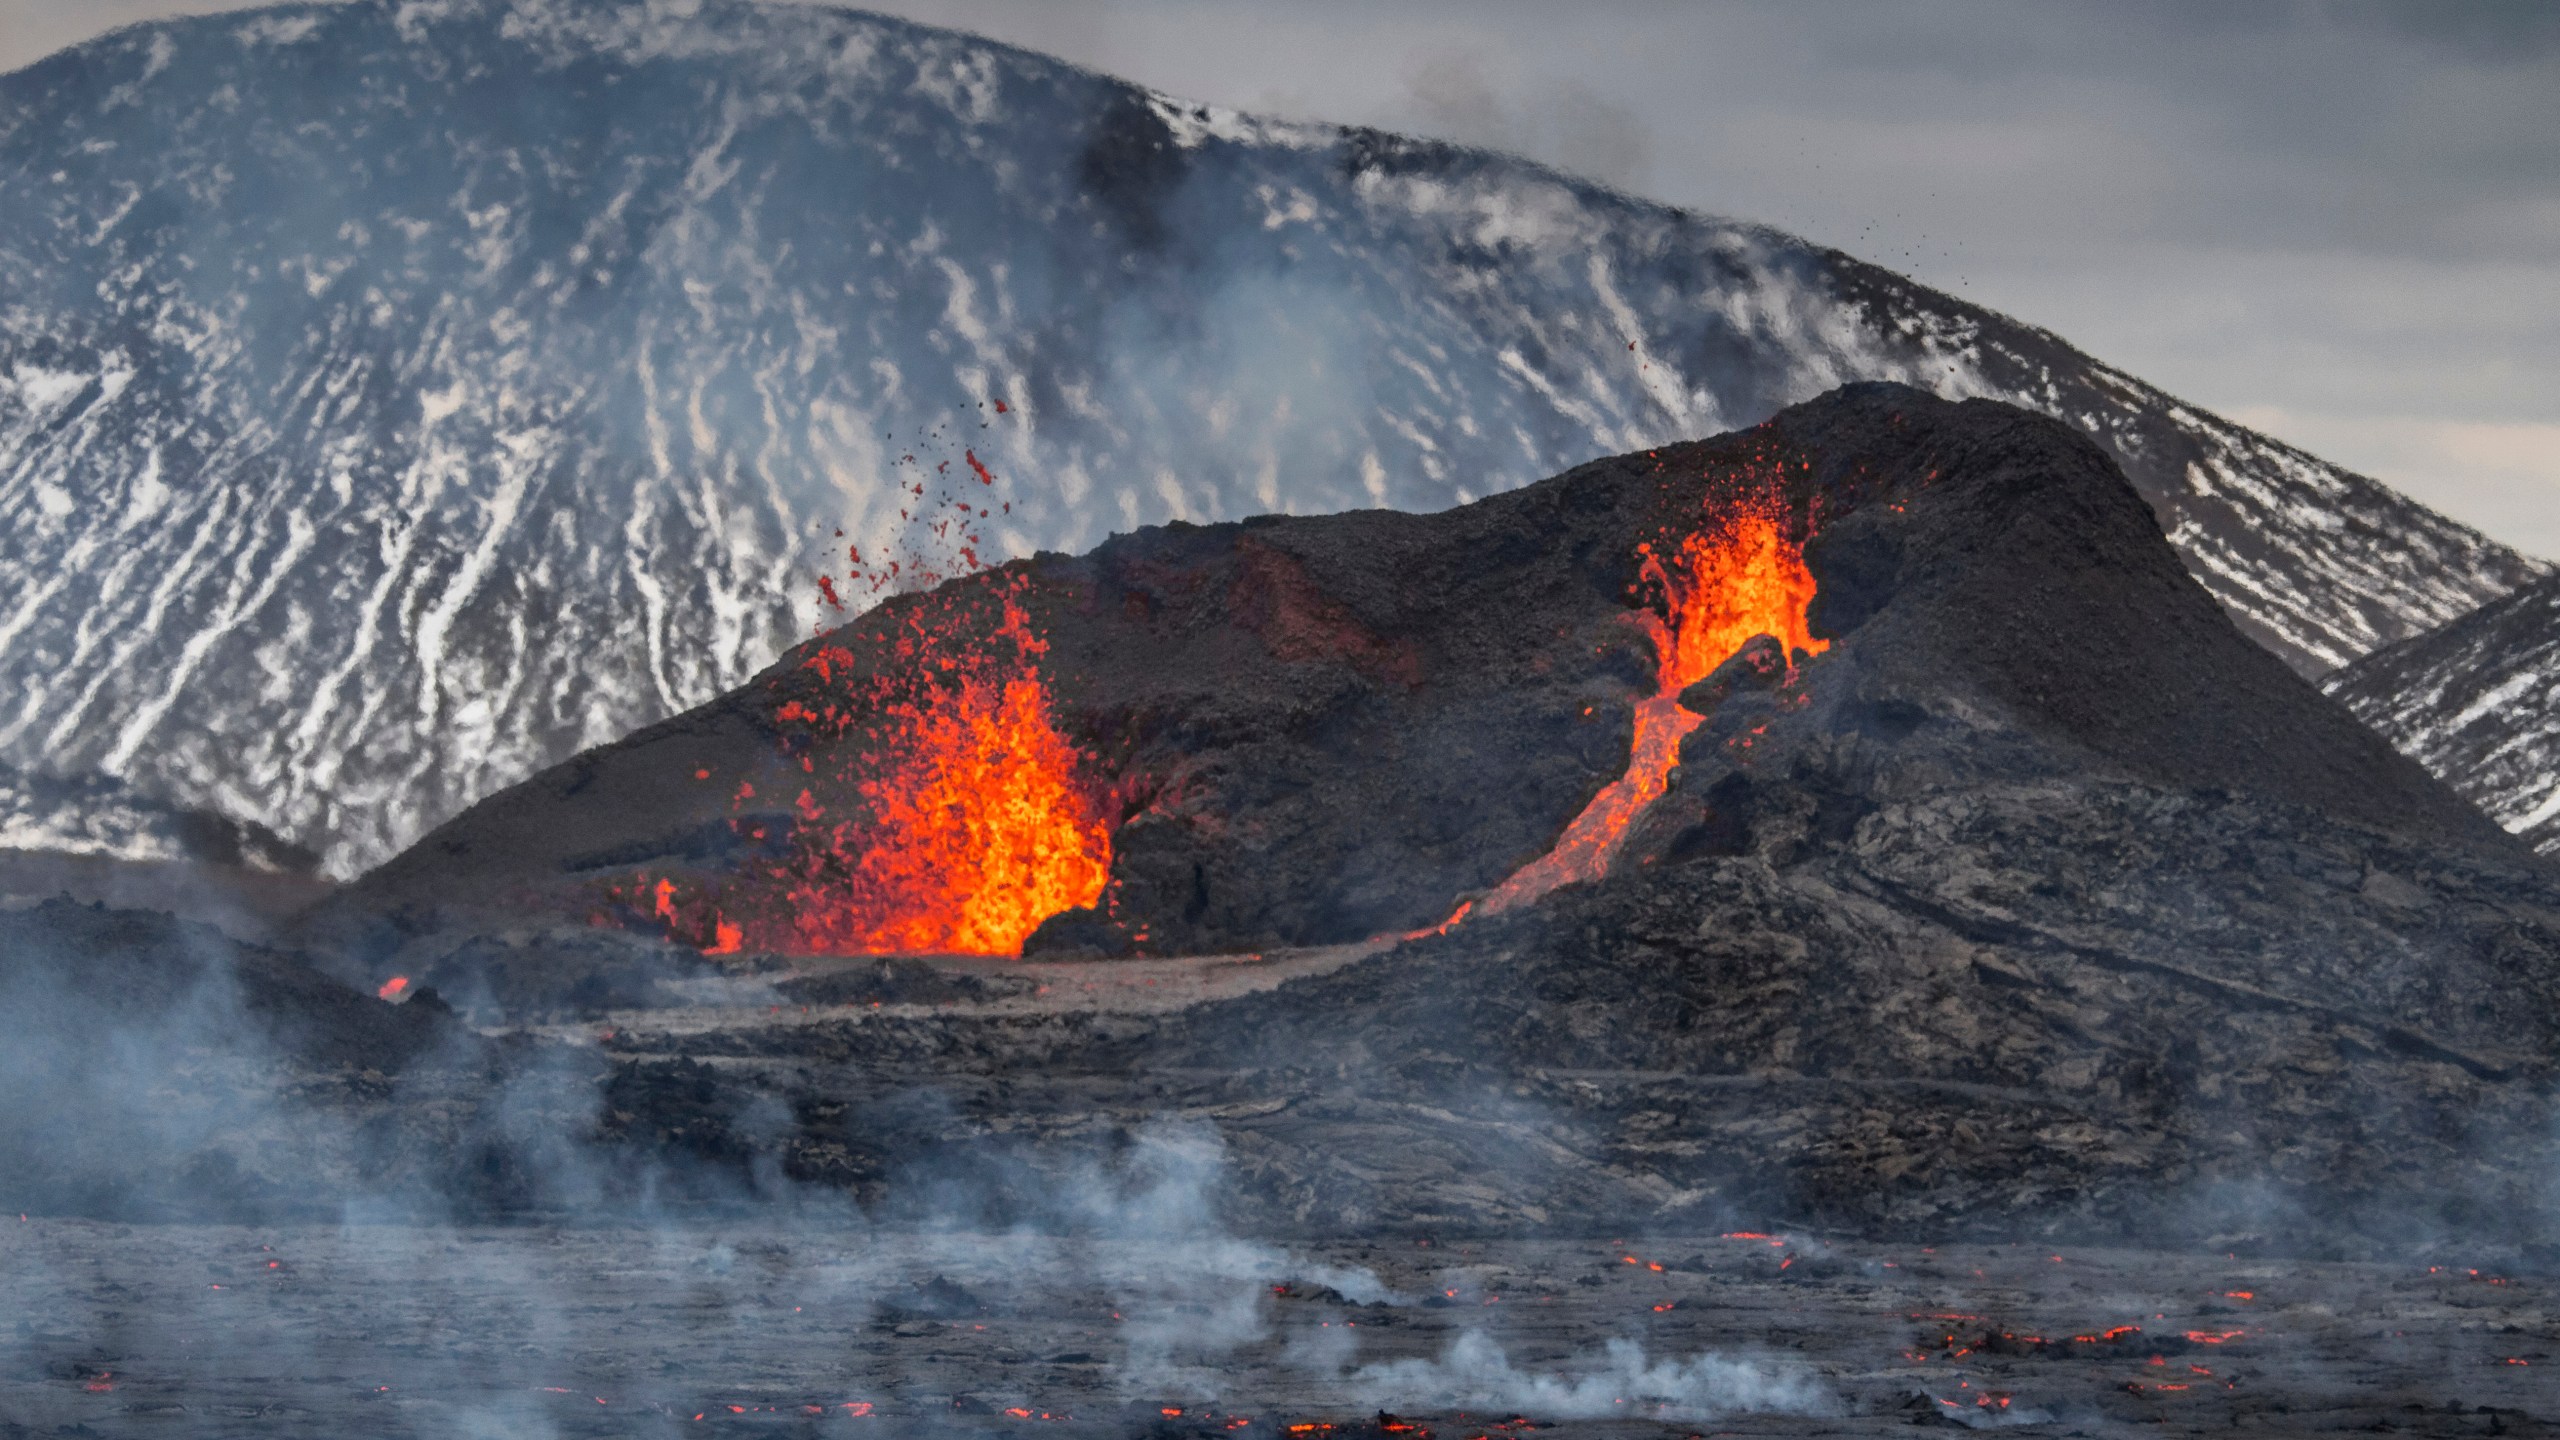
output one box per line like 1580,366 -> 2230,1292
1465,508 -> 1826,922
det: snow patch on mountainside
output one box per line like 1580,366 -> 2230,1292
2325,576 -> 2560,853
0,764 -> 316,872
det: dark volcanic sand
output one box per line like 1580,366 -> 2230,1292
2,1220 -> 2549,1438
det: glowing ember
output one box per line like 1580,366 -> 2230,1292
375,976 -> 409,1001
1472,502 -> 1825,917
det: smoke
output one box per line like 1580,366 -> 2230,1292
1402,44 -> 1654,192
1018,1123 -> 1831,1420
0,911 -> 1839,1431
0,906 -> 339,1218
1328,1330 -> 1832,1421
1052,1122 -> 1390,1394
0,899 -> 798,1225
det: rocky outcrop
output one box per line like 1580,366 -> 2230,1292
2325,573 -> 2560,854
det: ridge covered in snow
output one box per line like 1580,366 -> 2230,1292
2325,575 -> 2560,854
0,762 -> 315,872
0,0 -> 2537,874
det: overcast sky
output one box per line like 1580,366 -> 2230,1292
6,1 -> 2556,557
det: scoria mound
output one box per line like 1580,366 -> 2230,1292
270,384 -> 2559,1247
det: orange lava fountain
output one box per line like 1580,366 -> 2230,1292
773,593 -> 1111,955
1468,505 -> 1825,919
716,585 -> 1111,957
619,425 -> 1112,958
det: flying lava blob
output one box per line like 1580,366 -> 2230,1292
1467,497 -> 1825,919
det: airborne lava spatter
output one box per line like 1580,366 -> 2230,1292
1471,499 -> 1825,918
762,582 -> 1112,956
619,420 -> 1112,959
634,579 -> 1114,960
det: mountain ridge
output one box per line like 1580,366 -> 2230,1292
0,0 -> 2534,875
2324,573 -> 2560,853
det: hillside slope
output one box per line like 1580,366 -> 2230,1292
2325,574 -> 2560,853
309,386 -> 2559,1246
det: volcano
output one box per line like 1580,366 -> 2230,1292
0,0 -> 2539,881
297,385 -> 2560,1245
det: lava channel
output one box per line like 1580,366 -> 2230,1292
1466,500 -> 1825,920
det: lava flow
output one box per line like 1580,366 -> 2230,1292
1470,499 -> 1824,918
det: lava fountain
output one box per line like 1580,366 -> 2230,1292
1469,501 -> 1825,919
620,434 -> 1111,959
631,577 -> 1112,959
761,582 -> 1112,956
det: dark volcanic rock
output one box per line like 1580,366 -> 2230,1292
0,898 -> 468,1217
0,899 -> 450,1074
289,385 -> 2560,1247
365,922 -> 781,1023
772,958 -> 1038,1009
1144,782 -> 2560,1240
0,895 -> 795,1222
1677,633 -> 1791,713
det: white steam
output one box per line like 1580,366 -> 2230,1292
1337,1330 -> 1834,1421
1064,1124 -> 1833,1421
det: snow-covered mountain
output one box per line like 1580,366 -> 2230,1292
2324,576 -> 2560,854
0,0 -> 2538,876
0,762 -> 314,872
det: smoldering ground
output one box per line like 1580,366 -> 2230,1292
5,890 -> 2559,1436
6,1190 -> 2552,1434
0,901 -> 1851,1435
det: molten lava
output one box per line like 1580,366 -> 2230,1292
1473,503 -> 1825,917
626,579 -> 1111,958
770,588 -> 1112,955
618,417 -> 1110,958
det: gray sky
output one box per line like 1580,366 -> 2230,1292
6,1 -> 2556,558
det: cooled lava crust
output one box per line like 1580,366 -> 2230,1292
225,382 -> 2560,1246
